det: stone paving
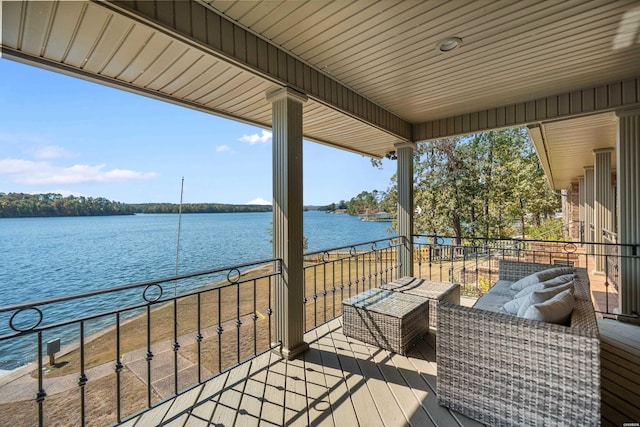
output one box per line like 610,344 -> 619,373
0,313 -> 257,404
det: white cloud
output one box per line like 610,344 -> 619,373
246,197 -> 271,205
216,145 -> 231,152
33,145 -> 73,160
0,158 -> 157,185
238,130 -> 272,145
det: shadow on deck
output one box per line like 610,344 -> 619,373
119,318 -> 480,427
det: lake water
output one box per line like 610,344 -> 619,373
0,211 -> 394,370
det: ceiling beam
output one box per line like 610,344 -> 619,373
105,0 -> 412,142
413,78 -> 640,141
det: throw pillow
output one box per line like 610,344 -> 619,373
521,288 -> 575,324
503,282 -> 573,315
541,274 -> 574,288
509,266 -> 574,291
515,282 -> 574,317
514,283 -> 546,298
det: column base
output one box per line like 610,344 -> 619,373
591,269 -> 605,276
272,341 -> 309,360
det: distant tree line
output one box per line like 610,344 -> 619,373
0,193 -> 135,218
0,193 -> 275,218
131,203 -> 272,214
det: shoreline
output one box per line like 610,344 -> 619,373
0,262 -> 275,380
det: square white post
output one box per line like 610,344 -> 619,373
267,87 -> 309,358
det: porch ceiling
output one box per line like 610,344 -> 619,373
2,1 -> 640,164
528,113 -> 618,190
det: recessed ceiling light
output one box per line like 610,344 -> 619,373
437,37 -> 463,52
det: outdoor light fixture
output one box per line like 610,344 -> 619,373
385,151 -> 397,160
437,37 -> 463,52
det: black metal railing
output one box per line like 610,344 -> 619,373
2,234 -> 638,426
603,229 -> 619,291
0,259 -> 281,426
412,234 -> 639,317
0,236 -> 403,426
303,237 -> 402,331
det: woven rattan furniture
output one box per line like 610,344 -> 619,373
342,288 -> 429,355
437,260 -> 600,426
381,277 -> 460,328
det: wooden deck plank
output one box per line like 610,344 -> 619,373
601,348 -> 640,383
601,340 -> 640,366
235,351 -> 272,427
601,361 -> 640,399
283,355 -> 309,426
184,371 -> 229,426
117,415 -> 140,427
209,361 -> 251,425
602,388 -> 640,419
302,328 -> 335,427
259,352 -> 286,427
347,339 -> 410,426
364,343 -> 435,427
161,383 -> 205,425
312,321 -> 360,427
388,348 -> 456,427
599,319 -> 640,354
131,399 -> 173,427
602,400 -> 630,427
330,320 -> 386,427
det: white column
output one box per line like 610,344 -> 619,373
396,142 -> 416,278
584,167 -> 595,257
616,109 -> 640,321
593,148 -> 614,273
267,87 -> 309,358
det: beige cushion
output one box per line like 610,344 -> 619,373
503,282 -> 574,315
521,288 -> 575,324
510,267 -> 574,291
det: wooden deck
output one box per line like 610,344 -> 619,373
117,287 -> 640,427
118,318 -> 481,427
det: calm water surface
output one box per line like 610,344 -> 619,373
0,211 -> 393,370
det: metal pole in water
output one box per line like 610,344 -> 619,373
175,177 -> 184,296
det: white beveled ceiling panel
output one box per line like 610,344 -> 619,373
1,0 -> 400,158
4,0 -> 640,165
531,113 -> 618,190
204,0 -> 640,123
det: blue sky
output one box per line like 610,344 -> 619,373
0,59 -> 395,205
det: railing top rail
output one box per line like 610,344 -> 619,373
411,234 -> 639,250
0,257 -> 281,314
304,236 -> 400,257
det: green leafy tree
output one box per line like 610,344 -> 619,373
409,128 -> 561,239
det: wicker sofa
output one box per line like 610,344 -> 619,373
437,260 -> 600,426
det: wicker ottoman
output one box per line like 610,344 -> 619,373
342,288 -> 429,355
381,277 -> 460,329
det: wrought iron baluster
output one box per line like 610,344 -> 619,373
172,297 -> 180,396
78,321 -> 87,426
196,293 -> 203,384
36,331 -> 46,427
145,304 -> 153,408
252,279 -> 258,356
115,312 -> 123,423
217,287 -> 223,373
